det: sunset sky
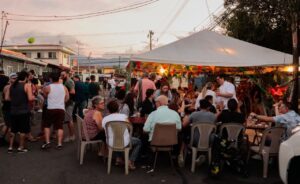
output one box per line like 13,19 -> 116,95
1,0 -> 224,57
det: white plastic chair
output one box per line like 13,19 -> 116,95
189,123 -> 216,173
248,127 -> 285,178
105,121 -> 133,175
76,114 -> 103,165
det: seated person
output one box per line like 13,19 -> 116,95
119,92 -> 135,117
205,95 -> 217,114
143,95 -> 182,142
140,89 -> 156,117
183,99 -> 216,146
250,100 -> 300,139
102,100 -> 141,170
217,98 -> 245,124
83,96 -> 106,141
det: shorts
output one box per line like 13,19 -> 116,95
64,103 -> 74,123
3,110 -> 11,128
44,109 -> 65,130
11,113 -> 31,134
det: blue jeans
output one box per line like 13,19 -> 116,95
130,137 -> 142,161
115,137 -> 142,162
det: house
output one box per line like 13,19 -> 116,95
3,44 -> 76,71
0,49 -> 47,75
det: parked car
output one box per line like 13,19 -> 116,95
279,126 -> 300,184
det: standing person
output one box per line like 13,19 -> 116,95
42,72 -> 69,150
60,70 -> 76,142
72,75 -> 87,118
89,75 -> 100,99
0,69 -> 9,122
84,77 -> 90,108
134,73 -> 156,109
7,71 -> 35,153
195,82 -> 217,110
216,74 -> 236,109
0,73 -> 17,146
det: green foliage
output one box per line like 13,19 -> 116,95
221,0 -> 300,54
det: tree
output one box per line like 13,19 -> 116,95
221,0 -> 299,112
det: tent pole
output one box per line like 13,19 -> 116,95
126,61 -> 133,92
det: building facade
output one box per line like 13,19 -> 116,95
0,49 -> 46,75
4,44 -> 76,70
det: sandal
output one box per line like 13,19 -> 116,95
115,159 -> 124,166
128,163 -> 136,170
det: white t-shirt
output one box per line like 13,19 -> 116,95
217,81 -> 236,109
102,113 -> 130,147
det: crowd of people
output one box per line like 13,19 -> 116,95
0,69 -> 300,172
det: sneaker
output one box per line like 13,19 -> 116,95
8,148 -> 13,153
17,148 -> 28,153
196,155 -> 206,166
177,154 -> 185,168
41,142 -> 51,150
56,145 -> 63,150
251,154 -> 261,160
63,135 -> 76,143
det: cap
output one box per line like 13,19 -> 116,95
9,73 -> 17,79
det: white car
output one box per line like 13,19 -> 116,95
279,126 -> 300,184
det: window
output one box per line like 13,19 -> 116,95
63,54 -> 67,58
48,52 -> 56,59
37,52 -> 41,58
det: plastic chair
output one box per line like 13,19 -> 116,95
219,123 -> 245,148
189,123 -> 216,173
150,123 -> 178,171
76,114 -> 103,165
248,127 -> 285,178
105,121 -> 133,175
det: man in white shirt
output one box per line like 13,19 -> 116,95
102,100 -> 141,169
216,74 -> 236,109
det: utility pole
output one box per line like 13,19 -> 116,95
147,30 -> 154,51
88,52 -> 92,76
0,20 -> 9,69
118,56 -> 121,70
1,11 -> 4,41
76,41 -> 80,75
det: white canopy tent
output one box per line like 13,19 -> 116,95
130,30 -> 296,67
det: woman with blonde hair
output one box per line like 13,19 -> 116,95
195,82 -> 216,110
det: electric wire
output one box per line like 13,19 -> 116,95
6,0 -> 160,21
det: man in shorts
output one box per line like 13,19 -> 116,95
8,71 -> 35,153
60,70 -> 76,142
42,72 -> 69,149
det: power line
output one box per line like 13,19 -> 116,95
157,0 -> 190,41
193,3 -> 223,31
6,0 -> 160,22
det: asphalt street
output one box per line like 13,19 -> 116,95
0,122 -> 283,184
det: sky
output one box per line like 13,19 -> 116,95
1,0 -> 224,58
